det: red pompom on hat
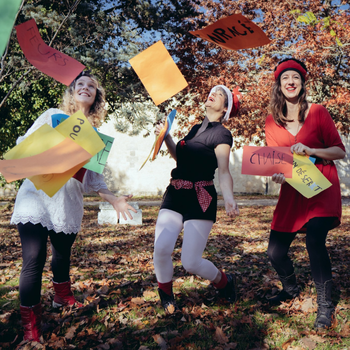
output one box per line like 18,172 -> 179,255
208,85 -> 242,122
231,86 -> 241,117
274,60 -> 307,81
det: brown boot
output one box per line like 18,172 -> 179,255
20,303 -> 42,342
52,280 -> 83,308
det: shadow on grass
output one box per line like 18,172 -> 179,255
1,205 -> 350,349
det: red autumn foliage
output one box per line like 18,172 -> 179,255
168,0 -> 350,148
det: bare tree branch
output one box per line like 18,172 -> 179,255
0,67 -> 33,109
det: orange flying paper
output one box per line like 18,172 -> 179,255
241,146 -> 293,178
129,40 -> 188,105
190,14 -> 271,50
152,120 -> 168,161
29,160 -> 88,197
0,138 -> 91,183
16,19 -> 85,85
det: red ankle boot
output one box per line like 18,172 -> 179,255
52,280 -> 83,308
20,303 -> 42,342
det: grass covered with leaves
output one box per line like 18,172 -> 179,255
0,202 -> 350,349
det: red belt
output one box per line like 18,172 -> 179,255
170,179 -> 213,212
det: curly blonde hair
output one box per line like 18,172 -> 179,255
59,71 -> 107,127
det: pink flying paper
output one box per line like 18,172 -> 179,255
16,19 -> 85,85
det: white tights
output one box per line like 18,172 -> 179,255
153,209 -> 219,283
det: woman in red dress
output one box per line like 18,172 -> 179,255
265,58 -> 345,329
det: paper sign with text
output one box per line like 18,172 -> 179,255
0,138 -> 91,182
52,113 -> 114,174
83,131 -> 114,174
129,41 -> 188,105
190,14 -> 271,50
286,154 -> 332,199
241,146 -> 293,178
16,19 -> 85,85
55,110 -> 105,156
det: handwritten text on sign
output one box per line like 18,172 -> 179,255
241,146 -> 293,178
285,154 -> 332,199
51,113 -> 114,174
189,14 -> 271,50
16,19 -> 85,85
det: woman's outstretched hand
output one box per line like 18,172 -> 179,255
225,198 -> 240,218
155,122 -> 164,136
110,194 -> 137,220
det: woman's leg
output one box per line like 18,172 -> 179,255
267,230 -> 297,277
153,209 -> 183,283
153,209 -> 183,313
305,217 -> 334,328
266,230 -> 299,304
49,231 -> 77,283
18,223 -> 47,341
49,231 -> 81,307
181,219 -> 237,302
18,223 -> 48,306
181,219 -> 216,280
305,217 -> 333,283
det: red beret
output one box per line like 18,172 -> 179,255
274,60 -> 307,81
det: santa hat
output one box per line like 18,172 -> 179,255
208,85 -> 241,122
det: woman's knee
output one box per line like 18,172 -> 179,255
153,241 -> 174,261
267,244 -> 277,263
181,254 -> 201,275
266,244 -> 287,266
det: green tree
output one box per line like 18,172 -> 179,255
0,0 -> 199,158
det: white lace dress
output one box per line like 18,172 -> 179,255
11,108 -> 108,234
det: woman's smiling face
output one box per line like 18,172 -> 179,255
73,76 -> 97,110
205,87 -> 228,114
280,70 -> 302,102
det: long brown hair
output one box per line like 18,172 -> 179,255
269,58 -> 308,126
59,71 -> 106,127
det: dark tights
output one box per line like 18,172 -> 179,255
18,223 -> 77,306
267,217 -> 334,284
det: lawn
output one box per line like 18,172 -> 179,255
0,202 -> 349,349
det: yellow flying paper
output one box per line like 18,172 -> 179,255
4,124 -> 66,159
2,110 -> 104,197
55,110 -> 105,156
286,154 -> 332,199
